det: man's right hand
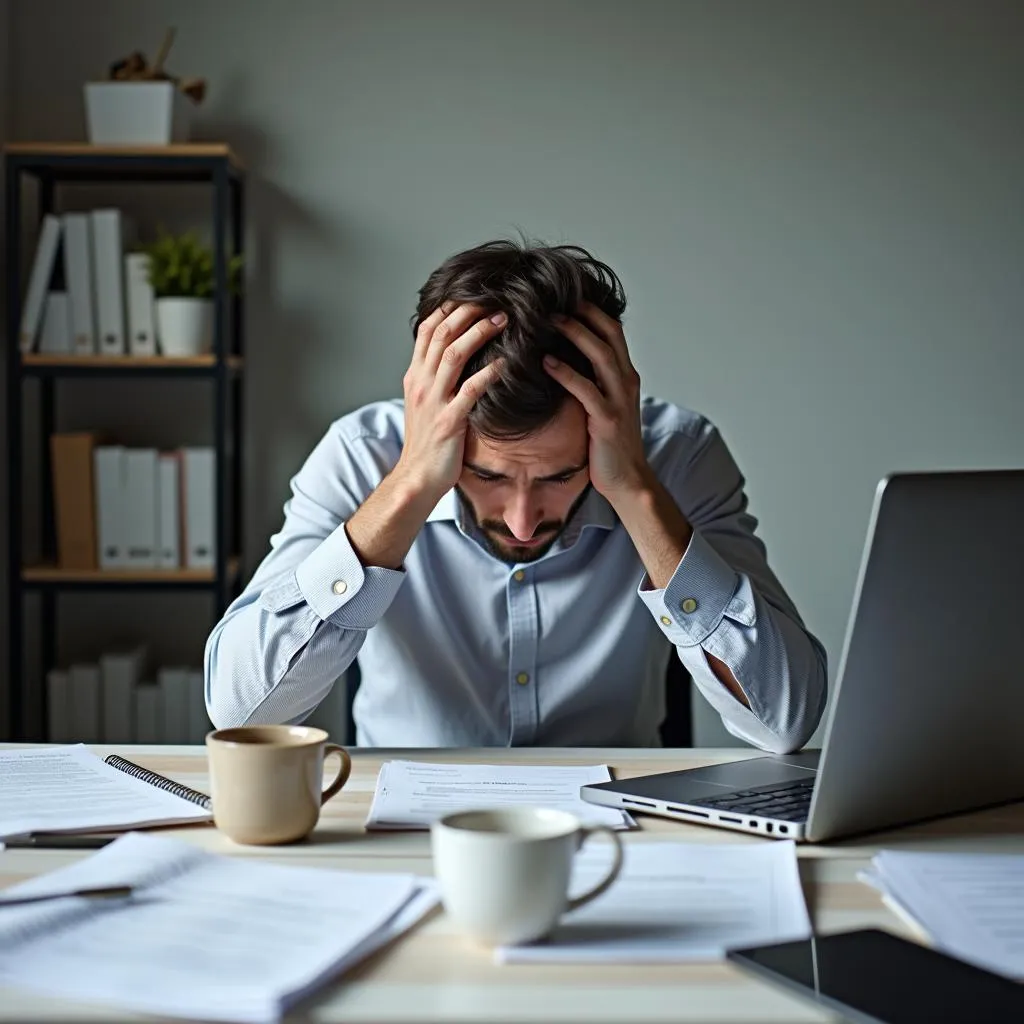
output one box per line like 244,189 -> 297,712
393,303 -> 507,504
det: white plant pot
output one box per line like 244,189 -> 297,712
84,81 -> 191,145
156,298 -> 213,356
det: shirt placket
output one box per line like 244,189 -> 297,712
506,565 -> 539,744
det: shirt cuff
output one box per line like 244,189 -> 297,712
637,529 -> 752,646
291,522 -> 406,629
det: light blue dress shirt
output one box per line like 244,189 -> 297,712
205,397 -> 827,751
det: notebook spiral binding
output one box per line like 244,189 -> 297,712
104,754 -> 212,811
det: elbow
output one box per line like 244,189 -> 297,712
203,629 -> 255,730
767,656 -> 829,754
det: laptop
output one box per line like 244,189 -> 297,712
581,469 -> 1024,843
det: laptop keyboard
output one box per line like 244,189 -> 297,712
692,778 -> 814,823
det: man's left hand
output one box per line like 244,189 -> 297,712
544,302 -> 650,500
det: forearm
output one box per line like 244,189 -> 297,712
639,527 -> 828,752
345,464 -> 441,570
608,471 -> 751,708
204,583 -> 363,728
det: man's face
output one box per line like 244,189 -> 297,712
457,398 -> 591,564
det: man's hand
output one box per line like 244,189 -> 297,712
545,303 -> 750,709
394,303 -> 507,504
346,303 -> 504,571
543,302 -> 649,499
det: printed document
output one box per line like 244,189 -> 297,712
0,745 -> 211,840
365,760 -> 634,830
0,832 -> 439,1023
495,840 -> 811,962
861,850 -> 1024,981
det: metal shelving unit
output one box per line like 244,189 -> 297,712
3,142 -> 246,741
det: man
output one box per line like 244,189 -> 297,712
205,240 -> 827,750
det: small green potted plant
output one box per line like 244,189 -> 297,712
142,228 -> 242,356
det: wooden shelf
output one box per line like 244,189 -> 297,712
22,558 -> 239,585
21,353 -> 243,371
4,141 -> 243,171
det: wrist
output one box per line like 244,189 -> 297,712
389,458 -> 450,516
601,462 -> 659,513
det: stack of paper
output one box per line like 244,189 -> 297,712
860,850 -> 1024,981
0,832 -> 438,1023
365,760 -> 634,830
496,840 -> 811,963
0,746 -> 211,841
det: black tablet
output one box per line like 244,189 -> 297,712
727,928 -> 1024,1024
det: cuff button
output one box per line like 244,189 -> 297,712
680,597 -> 698,614
332,580 -> 348,596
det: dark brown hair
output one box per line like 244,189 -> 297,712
413,238 -> 627,440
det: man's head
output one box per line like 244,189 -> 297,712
413,239 -> 627,562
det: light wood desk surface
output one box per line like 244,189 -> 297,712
2,744 -> 1022,1023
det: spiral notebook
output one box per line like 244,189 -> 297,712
0,745 -> 212,841
103,754 -> 212,811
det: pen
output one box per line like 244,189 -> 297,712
3,835 -> 116,850
0,885 -> 132,908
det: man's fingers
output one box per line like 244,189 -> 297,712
449,358 -> 505,419
432,311 -> 507,394
424,303 -> 497,375
413,304 -> 452,362
543,354 -> 608,419
576,301 -> 633,377
553,315 -> 625,402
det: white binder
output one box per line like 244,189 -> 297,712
19,213 -> 62,352
187,669 -> 211,742
68,663 -> 102,743
157,452 -> 181,569
38,292 -> 73,354
133,682 -> 164,743
45,669 -> 71,744
100,647 -> 146,744
62,212 -> 97,354
182,447 -> 216,569
123,448 -> 159,569
93,445 -> 127,569
90,208 -> 130,355
125,252 -> 157,356
157,667 -> 192,743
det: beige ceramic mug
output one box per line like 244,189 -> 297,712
205,725 -> 351,845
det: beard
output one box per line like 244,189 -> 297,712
455,484 -> 593,565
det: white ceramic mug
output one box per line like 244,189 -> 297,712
430,806 -> 624,946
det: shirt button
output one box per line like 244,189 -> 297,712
513,570 -> 526,582
332,580 -> 348,596
680,597 -> 698,614
660,616 -> 672,626
516,672 -> 530,685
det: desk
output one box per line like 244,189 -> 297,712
2,745 -> 1022,1023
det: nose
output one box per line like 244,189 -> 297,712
504,488 -> 544,542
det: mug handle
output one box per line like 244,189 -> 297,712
565,825 -> 624,913
320,744 -> 352,805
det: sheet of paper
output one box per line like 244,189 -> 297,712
364,760 -> 634,830
495,840 -> 811,963
0,745 -> 211,841
866,851 -> 1024,981
0,832 -> 439,1023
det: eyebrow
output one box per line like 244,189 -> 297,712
465,461 -> 588,482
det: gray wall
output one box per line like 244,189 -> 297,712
5,1 -> 1023,744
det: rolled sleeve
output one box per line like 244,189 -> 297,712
292,522 -> 405,629
638,529 -> 750,645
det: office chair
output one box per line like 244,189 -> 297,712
342,653 -> 693,747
